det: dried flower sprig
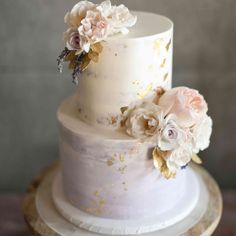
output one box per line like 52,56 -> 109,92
57,42 -> 103,84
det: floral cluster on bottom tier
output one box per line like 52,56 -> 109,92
121,86 -> 212,179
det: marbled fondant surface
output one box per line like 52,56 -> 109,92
76,12 -> 173,129
58,97 -> 188,219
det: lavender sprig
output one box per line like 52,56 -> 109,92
57,47 -> 70,73
72,52 -> 87,84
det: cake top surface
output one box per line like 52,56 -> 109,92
108,11 -> 173,40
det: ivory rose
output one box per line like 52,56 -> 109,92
64,1 -> 95,27
64,28 -> 82,51
125,102 -> 164,139
157,114 -> 190,151
158,87 -> 208,127
78,10 -> 109,52
191,115 -> 213,153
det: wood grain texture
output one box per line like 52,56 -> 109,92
23,162 -> 222,236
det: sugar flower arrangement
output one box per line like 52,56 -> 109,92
122,87 -> 212,179
57,0 -> 137,83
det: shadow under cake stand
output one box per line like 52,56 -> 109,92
23,161 -> 222,236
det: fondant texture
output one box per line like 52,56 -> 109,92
75,12 -> 173,128
58,97 -> 188,219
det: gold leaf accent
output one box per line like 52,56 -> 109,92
152,148 -> 176,179
192,153 -> 202,164
166,39 -> 171,51
91,42 -> 103,53
160,58 -> 166,68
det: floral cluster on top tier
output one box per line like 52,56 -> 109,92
57,0 -> 137,83
122,87 -> 212,179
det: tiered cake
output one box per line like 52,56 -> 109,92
54,1 -> 212,235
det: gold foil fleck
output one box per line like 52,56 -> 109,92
137,83 -> 153,99
166,39 -> 172,51
129,148 -> 139,154
163,73 -> 169,81
132,80 -> 140,85
94,190 -> 100,197
107,159 -> 114,166
160,58 -> 166,68
118,165 -> 127,174
153,39 -> 162,54
119,154 -> 125,162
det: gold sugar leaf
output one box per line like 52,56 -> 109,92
166,39 -> 172,51
192,154 -> 202,164
88,50 -> 99,63
91,42 -> 103,53
65,50 -> 76,62
81,54 -> 91,71
152,148 -> 176,179
68,61 -> 76,70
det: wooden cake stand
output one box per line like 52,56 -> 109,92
23,162 -> 222,236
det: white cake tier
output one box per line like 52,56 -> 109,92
58,96 -> 196,221
76,11 -> 173,129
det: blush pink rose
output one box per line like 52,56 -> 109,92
78,10 -> 109,51
158,87 -> 208,127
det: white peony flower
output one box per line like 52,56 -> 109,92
64,1 -> 96,27
157,114 -> 191,151
96,0 -> 112,17
191,115 -> 213,153
78,10 -> 109,52
109,4 -> 137,35
125,101 -> 164,139
166,147 -> 192,173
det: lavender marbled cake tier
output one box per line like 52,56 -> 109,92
58,96 -> 188,220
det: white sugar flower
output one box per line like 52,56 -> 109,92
109,4 -> 137,35
125,101 -> 164,139
157,114 -> 190,151
191,115 -> 213,153
78,10 -> 109,52
166,147 -> 192,172
64,1 -> 96,27
96,0 -> 112,17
